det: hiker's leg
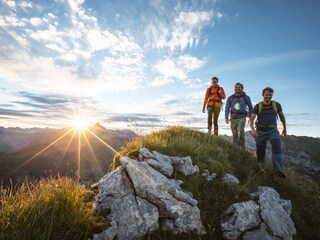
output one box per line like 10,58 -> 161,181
213,106 -> 221,135
269,129 -> 284,173
230,118 -> 239,144
207,107 -> 213,131
256,130 -> 267,163
238,117 -> 246,148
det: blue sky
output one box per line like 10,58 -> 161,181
0,0 -> 319,137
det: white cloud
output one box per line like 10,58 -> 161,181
67,0 -> 85,13
98,52 -> 146,91
151,55 -> 206,86
147,11 -> 213,52
0,14 -> 26,27
30,17 -> 43,26
6,30 -> 30,47
45,44 -> 65,53
17,1 -> 33,9
4,0 -> 16,10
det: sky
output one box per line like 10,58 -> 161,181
0,0 -> 320,137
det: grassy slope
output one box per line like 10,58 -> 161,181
113,126 -> 320,240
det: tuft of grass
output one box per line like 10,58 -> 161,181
0,176 -> 108,240
113,126 -> 320,240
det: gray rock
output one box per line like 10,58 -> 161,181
243,223 -> 280,240
94,166 -> 159,240
201,169 -> 217,181
222,173 -> 240,185
94,151 -> 206,239
221,186 -> 296,240
221,200 -> 261,240
120,157 -> 205,235
93,220 -> 117,240
171,156 -> 199,176
139,147 -> 155,160
253,187 -> 296,239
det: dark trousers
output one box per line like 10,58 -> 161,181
207,106 -> 221,130
256,128 -> 284,172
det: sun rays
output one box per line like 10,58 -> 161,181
9,121 -> 123,180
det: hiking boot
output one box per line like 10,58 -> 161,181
275,171 -> 286,179
207,129 -> 212,134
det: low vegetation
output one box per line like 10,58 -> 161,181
0,177 -> 107,240
1,126 -> 319,239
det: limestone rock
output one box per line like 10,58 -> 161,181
94,150 -> 205,239
222,173 -> 240,185
221,186 -> 296,240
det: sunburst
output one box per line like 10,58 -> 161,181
72,116 -> 90,132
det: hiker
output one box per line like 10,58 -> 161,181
202,76 -> 226,135
225,82 -> 253,148
249,87 -> 287,178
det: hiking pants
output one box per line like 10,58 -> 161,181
231,117 -> 246,148
255,128 -> 284,173
207,106 -> 221,131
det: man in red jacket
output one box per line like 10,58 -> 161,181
202,77 -> 226,135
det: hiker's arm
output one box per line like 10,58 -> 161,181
224,96 -> 230,124
220,87 -> 226,100
247,96 -> 254,121
278,111 -> 287,136
202,89 -> 209,113
249,113 -> 257,138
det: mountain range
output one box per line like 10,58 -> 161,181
0,123 -> 137,186
1,125 -> 319,187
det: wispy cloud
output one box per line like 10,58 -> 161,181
214,50 -> 320,72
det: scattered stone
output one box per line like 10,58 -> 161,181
222,173 -> 240,185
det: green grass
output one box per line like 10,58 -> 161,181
0,177 -> 108,240
113,126 -> 320,240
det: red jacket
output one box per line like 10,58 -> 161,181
202,85 -> 226,110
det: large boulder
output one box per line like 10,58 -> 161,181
93,149 -> 205,240
221,186 -> 296,240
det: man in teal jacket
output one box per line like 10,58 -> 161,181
225,83 -> 253,148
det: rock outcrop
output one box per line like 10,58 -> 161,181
221,186 -> 296,240
93,148 -> 205,240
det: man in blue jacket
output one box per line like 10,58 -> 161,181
225,83 -> 253,148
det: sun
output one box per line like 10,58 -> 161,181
72,117 -> 90,131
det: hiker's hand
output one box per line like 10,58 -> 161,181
225,119 -> 229,124
251,129 -> 257,138
202,109 -> 205,113
281,129 -> 287,137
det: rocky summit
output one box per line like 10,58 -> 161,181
92,148 -> 296,240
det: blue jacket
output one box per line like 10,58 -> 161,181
225,93 -> 253,119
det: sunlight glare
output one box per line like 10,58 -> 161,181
73,117 -> 90,131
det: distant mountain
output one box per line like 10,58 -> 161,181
0,124 -> 137,186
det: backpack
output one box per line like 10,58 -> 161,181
258,101 -> 278,115
209,86 -> 222,99
229,94 -> 249,116
229,94 -> 249,105
208,86 -> 223,107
